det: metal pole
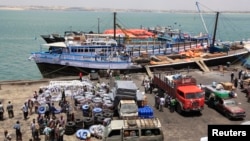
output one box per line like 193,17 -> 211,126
98,18 -> 100,34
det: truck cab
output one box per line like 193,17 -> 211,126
102,118 -> 164,141
118,100 -> 138,119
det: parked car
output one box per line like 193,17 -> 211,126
213,98 -> 246,119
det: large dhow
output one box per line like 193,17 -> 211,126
146,2 -> 250,72
29,33 -> 145,78
29,8 -> 250,78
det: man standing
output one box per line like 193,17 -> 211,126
28,99 -> 34,115
30,119 -> 36,140
231,71 -> 235,82
6,101 -> 14,118
61,90 -> 66,102
159,96 -> 165,112
13,120 -> 22,140
79,72 -> 83,81
22,102 -> 29,120
238,70 -> 243,79
43,125 -> 51,141
154,93 -> 159,109
170,98 -> 177,113
0,102 -> 4,120
57,124 -> 65,141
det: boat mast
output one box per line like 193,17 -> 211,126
195,2 -> 209,34
113,12 -> 117,40
211,12 -> 219,47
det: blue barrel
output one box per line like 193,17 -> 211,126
82,104 -> 90,117
141,108 -> 146,118
138,108 -> 142,117
145,108 -> 149,118
146,106 -> 153,118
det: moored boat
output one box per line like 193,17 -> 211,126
29,8 -> 250,78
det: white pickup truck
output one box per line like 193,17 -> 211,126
118,100 -> 138,119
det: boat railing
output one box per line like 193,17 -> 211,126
34,52 -> 133,63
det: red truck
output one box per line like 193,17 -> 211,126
152,73 -> 205,114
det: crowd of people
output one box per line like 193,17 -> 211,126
0,87 -> 73,141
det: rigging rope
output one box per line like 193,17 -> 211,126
42,65 -> 70,77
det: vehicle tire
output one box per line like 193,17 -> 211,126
103,112 -> 113,118
225,112 -> 232,119
83,117 -> 94,129
208,98 -> 214,108
176,103 -> 182,114
97,116 -> 105,124
65,121 -> 76,135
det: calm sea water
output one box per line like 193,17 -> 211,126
0,10 -> 250,81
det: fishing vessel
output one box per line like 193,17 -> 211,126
29,5 -> 250,78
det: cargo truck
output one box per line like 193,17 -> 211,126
152,73 -> 205,114
110,80 -> 144,119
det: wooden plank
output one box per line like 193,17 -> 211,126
199,59 -> 210,72
145,65 -> 153,78
195,59 -> 210,72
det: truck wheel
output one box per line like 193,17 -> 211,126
225,112 -> 232,119
176,103 -> 182,114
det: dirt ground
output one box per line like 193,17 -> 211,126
0,66 -> 249,141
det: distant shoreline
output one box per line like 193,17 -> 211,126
0,5 -> 250,13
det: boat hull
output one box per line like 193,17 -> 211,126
149,51 -> 249,71
35,51 -> 249,78
35,62 -> 144,78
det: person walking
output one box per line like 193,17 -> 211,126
13,120 -> 22,141
6,101 -> 14,118
0,101 -> 4,120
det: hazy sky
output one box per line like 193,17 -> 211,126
0,0 -> 249,11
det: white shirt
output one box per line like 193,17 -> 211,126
160,97 -> 165,105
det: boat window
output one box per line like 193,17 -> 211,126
89,49 -> 95,52
71,49 -> 77,52
85,49 -> 88,52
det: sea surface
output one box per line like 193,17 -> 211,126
0,10 -> 250,81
